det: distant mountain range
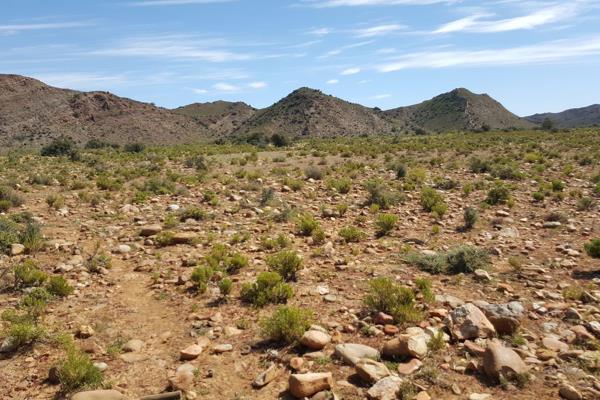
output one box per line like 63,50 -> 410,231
525,105 -> 600,128
0,74 -> 596,147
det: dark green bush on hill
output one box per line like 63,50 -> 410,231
41,136 -> 77,157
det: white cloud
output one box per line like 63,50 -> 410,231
377,36 -> 600,72
193,88 -> 209,94
434,3 -> 582,34
248,81 -> 267,89
341,67 -> 361,75
371,94 -> 391,99
307,27 -> 333,36
320,40 -> 374,58
213,82 -> 240,91
31,73 -> 127,89
89,35 -> 251,62
130,0 -> 236,6
301,0 -> 454,7
326,79 -> 339,84
0,21 -> 93,34
354,23 -> 405,37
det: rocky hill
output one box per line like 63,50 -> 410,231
525,104 -> 600,128
385,88 -> 534,133
174,101 -> 256,138
0,74 -> 209,147
233,87 -> 394,138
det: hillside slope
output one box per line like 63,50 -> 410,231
233,87 -> 394,138
386,88 -> 534,132
525,104 -> 600,128
173,101 -> 256,137
0,74 -> 209,147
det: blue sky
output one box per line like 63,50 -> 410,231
2,0 -> 600,115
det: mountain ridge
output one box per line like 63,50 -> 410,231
525,104 -> 600,128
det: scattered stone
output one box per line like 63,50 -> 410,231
76,325 -> 95,339
382,333 -> 429,359
288,372 -> 333,398
334,343 -> 380,366
213,344 -> 233,353
366,376 -> 403,400
122,339 -> 144,352
559,384 -> 582,400
446,303 -> 495,340
10,243 -> 25,255
355,358 -> 391,383
140,225 -> 162,236
542,336 -> 569,352
300,330 -> 331,350
169,364 -> 195,391
481,302 -> 524,335
71,390 -> 125,400
482,339 -> 528,381
253,363 -> 281,388
180,344 -> 204,360
468,394 -> 491,400
396,358 -> 422,375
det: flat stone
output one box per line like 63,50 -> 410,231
10,243 -> 25,255
253,363 -> 281,388
140,225 -> 162,236
366,376 -> 403,400
122,339 -> 144,352
180,344 -> 204,360
542,336 -> 569,352
559,384 -> 582,400
446,303 -> 495,340
355,358 -> 391,383
300,330 -> 331,350
213,344 -> 233,353
397,358 -> 423,375
334,343 -> 380,366
481,302 -> 524,335
483,339 -> 528,381
288,372 -> 333,398
71,390 -> 125,400
382,333 -> 429,359
172,232 -> 197,244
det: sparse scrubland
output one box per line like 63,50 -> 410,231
1,128 -> 599,400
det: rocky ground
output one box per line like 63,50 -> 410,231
0,131 -> 599,400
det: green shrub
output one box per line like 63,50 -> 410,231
577,197 -> 594,211
339,226 -> 366,243
420,187 -> 445,212
463,207 -> 478,230
47,276 -> 74,297
191,265 -> 215,294
296,213 -> 320,236
551,179 -> 565,192
363,277 -> 422,324
375,213 -> 398,237
305,166 -> 325,180
0,186 -> 24,208
327,177 -> 352,194
445,245 -> 491,274
155,231 -> 175,247
13,260 -> 47,288
365,180 -> 399,209
20,287 -> 51,317
142,177 -> 176,195
56,347 -> 103,392
240,272 -> 293,307
0,217 -> 20,254
41,136 -> 77,157
395,164 -> 407,179
260,306 -> 313,345
46,194 -> 65,209
0,312 -> 44,349
469,157 -> 491,173
311,227 -> 326,245
180,206 -> 207,221
267,250 -> 302,281
86,249 -> 112,272
185,154 -> 209,172
96,176 -> 122,191
224,252 -> 249,274
218,278 -> 233,297
584,239 -> 600,258
21,221 -> 44,253
124,143 -> 145,153
414,277 -> 435,303
405,252 -> 448,274
486,184 -> 510,205
532,191 -> 545,202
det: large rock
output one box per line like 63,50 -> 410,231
288,372 -> 333,398
355,358 -> 391,383
446,303 -> 496,340
334,343 -> 380,366
482,340 -> 528,380
253,363 -> 281,388
71,390 -> 125,400
481,302 -> 524,335
180,343 -> 204,360
140,224 -> 162,237
382,333 -> 429,359
559,384 -> 582,400
172,232 -> 197,244
169,363 -> 195,391
300,330 -> 331,350
366,376 -> 403,400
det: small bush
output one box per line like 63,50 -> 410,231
486,184 -> 510,205
339,226 -> 366,243
414,277 -> 435,303
0,217 -> 20,254
469,157 -> 491,173
47,276 -> 74,297
327,177 -> 352,194
46,194 -> 65,209
305,166 -> 325,180
191,265 -> 215,294
577,197 -> 594,211
180,206 -> 207,221
41,136 -> 77,157
218,278 -> 233,297
124,143 -> 145,153
86,248 -> 112,272
0,186 -> 24,208
311,227 -> 326,245
155,231 -> 175,247
365,180 -> 399,209
0,313 -> 44,349
420,187 -> 445,213
375,213 -> 398,237
21,221 -> 44,253
585,239 -> 600,258
463,207 -> 478,230
13,260 -> 47,288
364,277 -> 422,324
260,306 -> 313,345
56,347 -> 103,392
405,252 -> 448,274
445,245 -> 491,274
296,213 -> 320,236
267,250 -> 302,281
240,272 -> 293,307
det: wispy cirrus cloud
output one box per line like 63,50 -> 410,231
377,36 -> 600,72
300,0 -> 455,7
434,3 -> 582,34
129,0 -> 236,6
194,80 -> 267,94
0,21 -> 93,34
88,35 -> 251,62
341,67 -> 361,75
354,23 -> 405,37
326,79 -> 339,84
30,72 -> 128,89
320,40 -> 373,58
